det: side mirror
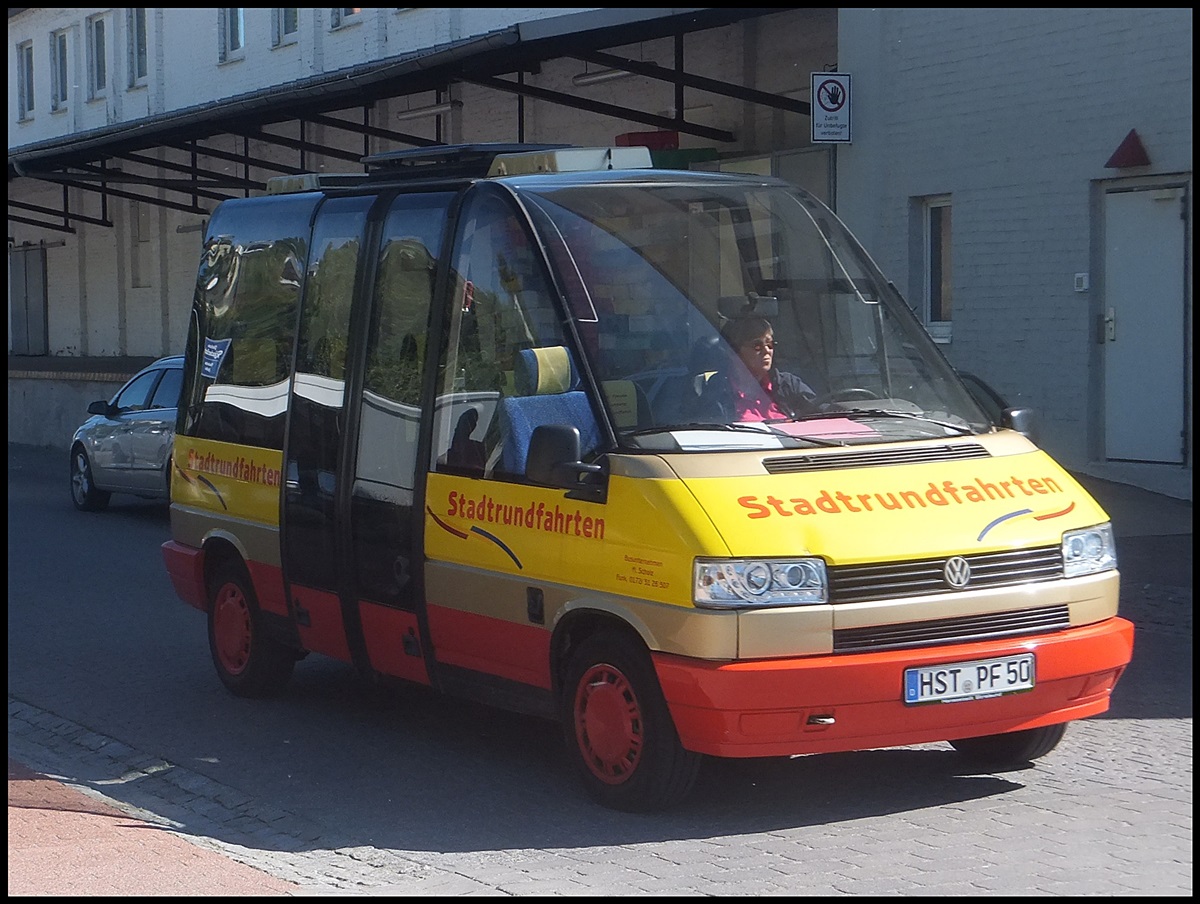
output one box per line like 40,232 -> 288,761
526,425 -> 604,498
87,400 -> 111,416
1002,407 -> 1039,443
956,371 -> 1039,443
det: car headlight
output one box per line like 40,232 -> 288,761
694,557 -> 828,608
1062,523 -> 1117,578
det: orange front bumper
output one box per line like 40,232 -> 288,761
654,617 -> 1134,758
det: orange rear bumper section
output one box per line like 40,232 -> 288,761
162,540 -> 207,611
654,617 -> 1135,758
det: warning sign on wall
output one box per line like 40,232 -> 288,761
811,73 -> 851,144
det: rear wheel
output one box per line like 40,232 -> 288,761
207,560 -> 294,697
950,723 -> 1067,766
69,446 -> 111,512
561,630 -> 702,812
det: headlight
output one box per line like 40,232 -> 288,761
694,557 -> 827,608
1062,523 -> 1117,577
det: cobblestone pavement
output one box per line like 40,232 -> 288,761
9,684 -> 1192,895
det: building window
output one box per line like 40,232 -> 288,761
272,8 -> 299,46
219,8 -> 245,62
88,15 -> 108,98
50,31 -> 69,111
923,196 -> 953,341
129,8 -> 148,85
329,8 -> 362,29
17,41 -> 35,119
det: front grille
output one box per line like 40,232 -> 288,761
829,545 -> 1063,604
833,604 -> 1071,653
764,442 -> 990,474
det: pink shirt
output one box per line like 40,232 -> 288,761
731,374 -> 785,421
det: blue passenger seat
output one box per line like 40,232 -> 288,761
498,346 -> 600,477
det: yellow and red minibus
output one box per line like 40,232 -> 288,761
163,144 -> 1133,811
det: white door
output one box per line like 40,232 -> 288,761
1103,187 -> 1188,463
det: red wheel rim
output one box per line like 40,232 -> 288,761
212,582 -> 252,676
574,663 -> 643,785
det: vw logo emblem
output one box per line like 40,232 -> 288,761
943,556 -> 972,589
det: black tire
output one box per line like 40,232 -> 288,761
560,629 -> 702,812
206,559 -> 295,698
949,723 -> 1067,766
69,446 -> 111,512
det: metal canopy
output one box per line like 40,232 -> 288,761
8,8 -> 805,232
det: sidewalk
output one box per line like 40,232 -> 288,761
8,759 -> 300,896
8,472 -> 1190,896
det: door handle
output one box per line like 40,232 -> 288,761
1104,307 -> 1116,341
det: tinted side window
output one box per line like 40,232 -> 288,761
284,195 -> 372,592
149,367 -> 183,409
186,193 -> 321,449
114,371 -> 160,411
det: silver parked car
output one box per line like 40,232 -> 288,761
69,355 -> 184,511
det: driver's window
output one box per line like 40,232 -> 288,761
431,193 -> 594,480
114,371 -> 159,412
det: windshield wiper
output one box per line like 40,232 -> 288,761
624,421 -> 773,436
623,422 -> 845,446
797,408 -> 977,436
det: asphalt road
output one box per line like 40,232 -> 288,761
7,442 -> 1192,895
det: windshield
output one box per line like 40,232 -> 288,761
517,176 -> 990,450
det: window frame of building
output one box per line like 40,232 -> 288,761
923,195 -> 953,342
87,14 -> 108,99
128,7 -> 148,86
50,29 -> 69,112
272,8 -> 300,47
219,8 -> 246,63
329,8 -> 362,30
17,40 -> 35,120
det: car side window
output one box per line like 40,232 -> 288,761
150,367 -> 183,409
113,370 -> 160,412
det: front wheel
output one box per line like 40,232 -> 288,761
69,446 -> 111,512
949,723 -> 1067,767
561,630 -> 702,812
207,560 -> 295,697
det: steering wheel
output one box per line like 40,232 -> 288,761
813,387 -> 881,408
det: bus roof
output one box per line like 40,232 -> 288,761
265,143 -> 654,195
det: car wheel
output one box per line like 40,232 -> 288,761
561,629 -> 702,812
949,723 -> 1067,766
207,559 -> 295,698
70,446 -> 111,512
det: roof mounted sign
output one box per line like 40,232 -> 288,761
811,73 -> 851,144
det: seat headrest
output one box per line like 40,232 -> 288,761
689,334 -> 726,373
514,346 -> 580,395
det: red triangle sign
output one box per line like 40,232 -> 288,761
1105,129 -> 1151,168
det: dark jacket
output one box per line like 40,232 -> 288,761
693,366 -> 817,420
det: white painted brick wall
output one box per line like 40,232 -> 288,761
9,8 -> 602,142
836,8 -> 1192,468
